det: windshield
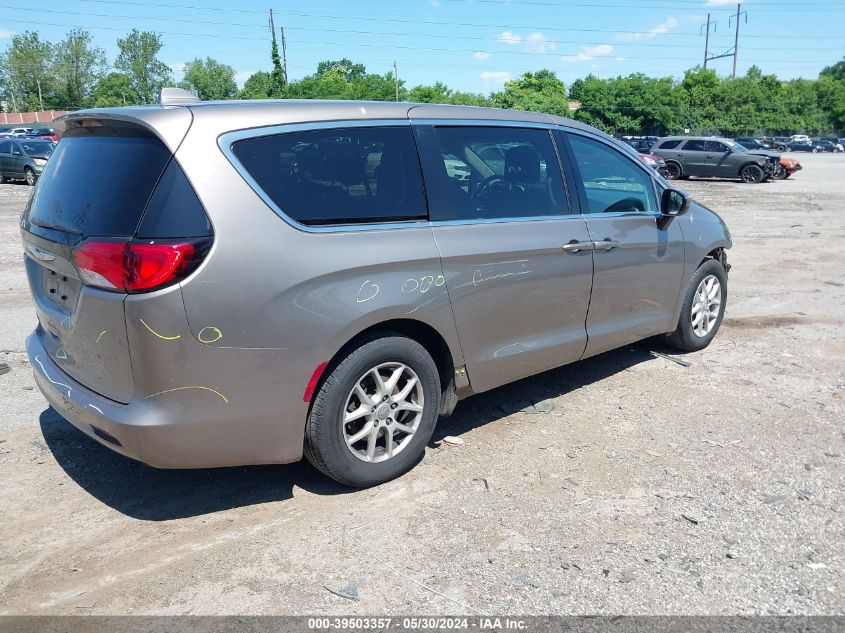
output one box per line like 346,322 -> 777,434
725,140 -> 749,152
20,140 -> 54,155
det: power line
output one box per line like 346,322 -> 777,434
59,0 -> 845,40
0,18 -> 829,65
2,5 -> 841,51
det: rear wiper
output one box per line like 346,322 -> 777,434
30,219 -> 82,235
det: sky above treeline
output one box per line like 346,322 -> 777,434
2,0 -> 843,92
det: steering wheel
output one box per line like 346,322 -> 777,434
472,174 -> 511,200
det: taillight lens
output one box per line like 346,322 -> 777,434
74,239 -> 204,293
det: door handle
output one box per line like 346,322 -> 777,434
562,241 -> 594,254
593,240 -> 622,252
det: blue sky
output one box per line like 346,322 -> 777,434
2,0 -> 843,93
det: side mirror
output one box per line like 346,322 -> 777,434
661,188 -> 689,217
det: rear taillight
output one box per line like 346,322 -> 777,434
74,239 -> 206,293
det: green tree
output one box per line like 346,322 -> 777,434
178,57 -> 237,100
408,81 -> 452,103
115,29 -> 172,104
270,38 -> 285,96
90,72 -> 140,107
51,29 -> 106,109
238,71 -> 274,99
0,31 -> 55,110
491,69 -> 569,116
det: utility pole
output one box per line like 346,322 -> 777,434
702,4 -> 745,74
280,27 -> 288,86
36,79 -> 44,111
732,2 -> 741,78
393,60 -> 399,102
269,8 -> 276,41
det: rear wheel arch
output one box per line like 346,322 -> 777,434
310,319 -> 458,415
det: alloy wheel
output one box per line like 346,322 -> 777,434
342,362 -> 425,464
691,274 -> 721,337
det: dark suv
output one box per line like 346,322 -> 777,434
652,137 -> 777,183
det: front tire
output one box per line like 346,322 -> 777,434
665,260 -> 728,352
740,164 -> 764,184
773,165 -> 788,180
304,334 -> 441,487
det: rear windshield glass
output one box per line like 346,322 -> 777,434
231,126 -> 427,226
25,130 -> 171,236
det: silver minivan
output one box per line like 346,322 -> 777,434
22,92 -> 731,487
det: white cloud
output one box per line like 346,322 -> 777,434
0,28 -> 16,39
473,51 -> 490,61
526,32 -> 556,54
561,44 -> 614,63
497,31 -> 522,46
616,16 -> 679,41
706,0 -> 735,5
170,62 -> 186,74
480,70 -> 512,83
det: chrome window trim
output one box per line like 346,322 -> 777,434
429,214 -> 585,228
410,118 -> 558,130
218,119 -> 430,234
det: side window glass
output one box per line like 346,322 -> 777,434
232,126 -> 427,226
0,141 -> 10,154
421,126 -> 567,221
705,141 -> 727,152
683,140 -> 706,151
657,140 -> 682,150
567,134 -> 657,215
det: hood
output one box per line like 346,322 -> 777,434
745,149 -> 781,159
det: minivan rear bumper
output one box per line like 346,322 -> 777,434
27,330 -> 300,469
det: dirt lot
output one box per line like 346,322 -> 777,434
0,154 -> 843,616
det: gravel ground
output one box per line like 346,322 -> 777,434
0,153 -> 843,616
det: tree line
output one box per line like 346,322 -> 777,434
1,28 -> 843,136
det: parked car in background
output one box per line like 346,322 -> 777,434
811,140 -> 842,153
786,140 -> 816,153
733,137 -> 770,150
0,138 -> 54,185
652,136 -> 776,183
21,94 -> 731,487
790,134 -> 810,143
765,137 -> 792,151
25,127 -> 59,143
617,138 -> 670,178
623,138 -> 656,153
7,127 -> 34,137
775,157 -> 802,180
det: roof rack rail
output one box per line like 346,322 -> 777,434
158,87 -> 200,106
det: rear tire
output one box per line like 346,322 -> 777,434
304,334 -> 441,487
740,164 -> 764,184
24,167 -> 36,186
665,259 -> 728,352
664,162 -> 682,180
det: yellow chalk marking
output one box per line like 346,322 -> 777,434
95,330 -> 107,343
139,318 -> 181,341
144,386 -> 229,404
197,326 -> 223,344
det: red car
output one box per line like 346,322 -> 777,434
25,127 -> 59,143
776,157 -> 802,180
